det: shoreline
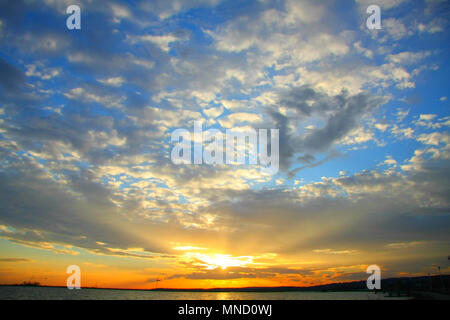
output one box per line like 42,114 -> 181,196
1,274 -> 448,295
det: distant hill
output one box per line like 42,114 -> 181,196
151,275 -> 450,293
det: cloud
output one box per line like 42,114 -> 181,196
126,33 -> 185,52
385,241 -> 425,249
355,0 -> 408,10
386,51 -> 432,65
417,132 -> 449,146
139,0 -> 222,20
269,86 -> 383,169
418,18 -> 446,34
312,249 -> 359,255
0,258 -> 31,263
98,77 -> 125,87
0,58 -> 25,92
218,112 -> 263,128
381,155 -> 397,166
64,86 -> 125,109
169,264 -> 313,280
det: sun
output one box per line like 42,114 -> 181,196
187,253 -> 253,270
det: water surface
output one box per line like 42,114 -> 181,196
0,286 -> 410,300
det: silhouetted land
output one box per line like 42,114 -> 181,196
18,281 -> 41,287
151,275 -> 450,294
2,275 -> 449,295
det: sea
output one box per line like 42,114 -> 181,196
0,286 -> 410,300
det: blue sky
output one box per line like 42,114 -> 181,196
0,0 -> 449,288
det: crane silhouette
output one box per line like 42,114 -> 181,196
153,273 -> 166,289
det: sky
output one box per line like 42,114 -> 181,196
0,0 -> 449,290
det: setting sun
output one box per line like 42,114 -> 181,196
186,253 -> 253,270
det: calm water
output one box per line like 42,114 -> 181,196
0,286 -> 410,300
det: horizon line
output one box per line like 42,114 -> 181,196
2,274 -> 447,292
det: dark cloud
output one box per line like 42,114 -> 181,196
0,58 -> 25,92
278,86 -> 328,116
268,86 -> 384,170
169,265 -> 312,280
0,258 -> 31,263
0,57 -> 40,106
302,92 -> 382,151
297,154 -> 316,165
288,150 -> 341,178
266,109 -> 295,169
